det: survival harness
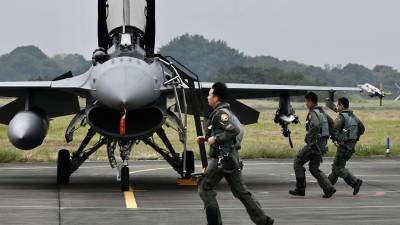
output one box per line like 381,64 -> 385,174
312,108 -> 330,138
339,112 -> 360,142
210,108 -> 244,172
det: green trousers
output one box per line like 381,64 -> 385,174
293,145 -> 334,192
198,158 -> 271,225
328,144 -> 359,186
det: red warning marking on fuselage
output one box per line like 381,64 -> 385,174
120,109 -> 127,136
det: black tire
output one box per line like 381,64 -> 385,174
57,149 -> 71,185
182,150 -> 195,178
121,166 -> 130,192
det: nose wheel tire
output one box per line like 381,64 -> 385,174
57,149 -> 72,185
121,166 -> 130,192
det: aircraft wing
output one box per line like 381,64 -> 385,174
185,82 -> 366,125
0,71 -> 93,124
0,71 -> 93,97
198,82 -> 362,99
161,55 -> 379,125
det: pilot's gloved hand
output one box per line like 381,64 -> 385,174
196,136 -> 206,144
207,136 -> 216,145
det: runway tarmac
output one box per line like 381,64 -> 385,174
0,158 -> 399,225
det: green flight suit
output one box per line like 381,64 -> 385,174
198,102 -> 273,225
293,106 -> 335,194
328,110 -> 365,187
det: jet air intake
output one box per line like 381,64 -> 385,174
86,106 -> 164,139
8,110 -> 49,150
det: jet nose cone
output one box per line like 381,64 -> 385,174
93,57 -> 161,110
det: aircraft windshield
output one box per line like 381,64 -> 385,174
107,0 -> 147,34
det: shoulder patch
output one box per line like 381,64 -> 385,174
220,113 -> 229,122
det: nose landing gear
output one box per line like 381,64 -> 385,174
120,166 -> 130,192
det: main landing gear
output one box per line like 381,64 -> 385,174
57,124 -> 135,191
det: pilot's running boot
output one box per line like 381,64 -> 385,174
344,175 -> 363,196
353,179 -> 363,195
206,207 -> 222,225
289,177 -> 306,196
322,187 -> 336,199
265,217 -> 275,225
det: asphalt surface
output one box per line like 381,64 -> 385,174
0,158 -> 399,225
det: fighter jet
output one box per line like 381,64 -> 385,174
0,0 -> 384,191
394,83 -> 400,101
358,83 -> 391,106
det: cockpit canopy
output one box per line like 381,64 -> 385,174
107,0 -> 147,36
98,0 -> 155,55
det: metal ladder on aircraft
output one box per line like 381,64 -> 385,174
154,54 -> 209,175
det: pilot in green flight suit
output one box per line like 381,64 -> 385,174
328,97 -> 364,195
197,82 -> 274,225
289,92 -> 336,198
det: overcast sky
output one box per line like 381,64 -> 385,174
0,0 -> 399,69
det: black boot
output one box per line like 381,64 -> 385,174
344,175 -> 362,195
353,179 -> 363,196
289,177 -> 306,196
206,207 -> 221,225
322,187 -> 336,198
265,217 -> 275,225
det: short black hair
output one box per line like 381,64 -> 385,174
304,92 -> 318,104
211,82 -> 228,101
338,97 -> 349,109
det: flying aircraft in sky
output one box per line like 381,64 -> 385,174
0,0 -> 383,191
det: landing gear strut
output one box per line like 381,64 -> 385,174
57,125 -> 135,191
57,128 -> 106,185
143,128 -> 195,179
107,139 -> 135,191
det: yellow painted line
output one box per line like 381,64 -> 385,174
123,167 -> 170,209
124,185 -> 138,209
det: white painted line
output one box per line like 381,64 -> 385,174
0,160 -> 397,170
358,175 -> 400,177
289,173 -> 400,178
0,165 -> 110,170
125,167 -> 171,209
122,205 -> 400,210
244,161 -> 400,166
129,167 -> 170,175
1,205 -> 400,211
0,166 -> 55,170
